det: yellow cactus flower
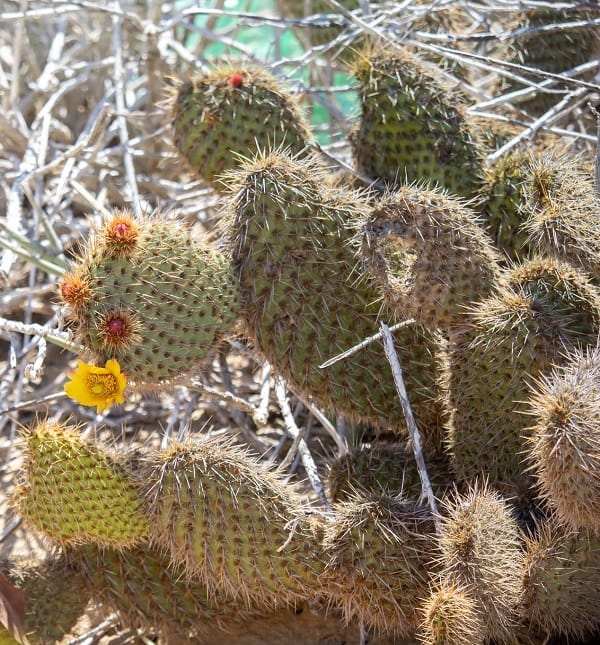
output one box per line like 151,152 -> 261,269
64,358 -> 127,413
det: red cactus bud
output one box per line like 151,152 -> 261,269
229,73 -> 244,88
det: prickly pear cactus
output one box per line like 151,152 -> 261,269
434,486 -> 525,642
170,63 -> 313,190
521,151 -> 600,280
327,442 -> 451,503
446,257 -> 600,490
140,438 -> 326,608
358,185 -> 500,331
73,542 -> 248,640
502,6 -> 599,116
417,581 -> 486,645
0,555 -> 90,644
223,150 -> 446,449
526,345 -> 600,533
479,150 -> 532,262
322,492 -> 434,636
12,420 -> 149,548
521,521 -> 600,639
350,45 -> 484,198
60,209 -> 241,385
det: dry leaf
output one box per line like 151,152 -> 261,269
0,571 -> 29,645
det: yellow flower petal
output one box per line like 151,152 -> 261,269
64,358 -> 127,413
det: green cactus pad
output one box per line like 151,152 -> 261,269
74,542 -> 247,640
358,185 -> 500,331
349,45 -> 484,198
447,257 -> 600,488
435,486 -> 525,643
322,493 -> 434,636
13,420 -> 149,548
222,151 -> 446,450
479,150 -> 532,262
0,555 -> 90,644
170,63 -> 312,189
140,438 -> 326,609
526,345 -> 600,533
521,151 -> 600,280
522,522 -> 600,639
327,442 -> 451,503
61,209 -> 241,385
417,581 -> 486,645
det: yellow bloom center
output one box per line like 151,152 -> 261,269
86,373 -> 119,396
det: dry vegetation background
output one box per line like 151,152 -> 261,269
0,0 -> 599,643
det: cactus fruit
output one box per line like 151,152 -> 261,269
525,345 -> 600,533
73,543 -> 247,640
446,256 -> 600,488
321,493 -> 434,636
327,442 -> 451,503
349,45 -> 484,198
0,555 -> 91,644
358,185 -> 500,331
12,420 -> 149,548
521,521 -> 600,639
222,150 -> 446,448
169,63 -> 313,190
434,486 -> 525,642
140,437 -> 326,609
416,581 -> 486,645
60,208 -> 241,385
521,151 -> 600,280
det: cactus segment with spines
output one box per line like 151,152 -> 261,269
349,45 -> 484,198
222,150 -> 446,449
434,486 -> 525,642
502,7 -> 599,116
60,209 -> 242,385
358,185 -> 501,331
521,521 -> 600,639
327,442 -> 451,503
140,437 -> 326,609
12,420 -> 149,548
416,581 -> 486,645
446,257 -> 600,488
170,63 -> 313,189
73,542 -> 247,640
0,555 -> 91,644
525,345 -> 600,534
478,150 -> 532,262
322,493 -> 435,636
521,151 -> 600,280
